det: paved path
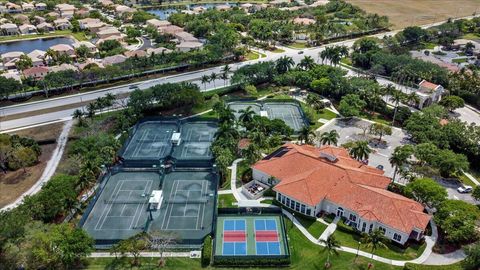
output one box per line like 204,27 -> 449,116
463,171 -> 480,186
423,249 -> 466,265
319,216 -> 339,241
1,120 -> 73,211
282,209 -> 442,266
229,158 -> 244,202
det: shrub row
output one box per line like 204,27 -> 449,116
213,256 -> 290,267
201,235 -> 212,267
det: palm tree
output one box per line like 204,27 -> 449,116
201,75 -> 210,90
389,89 -> 405,125
389,145 -> 413,183
221,64 -> 231,74
276,56 -> 295,74
248,131 -> 266,148
405,92 -> 420,107
319,235 -> 340,268
72,109 -> 85,127
298,56 -> 315,70
362,229 -> 388,259
298,126 -> 315,145
220,72 -> 228,87
86,103 -> 96,120
349,141 -> 371,161
242,143 -> 262,165
215,122 -> 239,140
319,130 -> 339,146
238,106 -> 256,127
210,72 -> 217,88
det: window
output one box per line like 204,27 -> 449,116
301,204 -> 306,214
277,193 -> 282,201
290,200 -> 295,209
295,202 -> 300,211
281,196 -> 286,204
286,198 -> 290,205
379,227 -> 386,234
393,233 -> 402,242
349,214 -> 357,222
361,222 -> 366,232
306,208 -> 311,216
369,224 -> 373,233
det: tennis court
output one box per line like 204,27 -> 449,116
263,102 -> 306,132
122,122 -> 177,160
149,170 -> 217,241
82,171 -> 161,241
172,122 -> 217,160
228,101 -> 307,132
214,214 -> 288,257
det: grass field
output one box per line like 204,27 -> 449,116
218,193 -> 237,208
346,0 -> 480,29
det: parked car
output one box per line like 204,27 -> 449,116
298,51 -> 304,54
457,185 -> 473,193
129,85 -> 139,89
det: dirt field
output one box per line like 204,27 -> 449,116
0,123 -> 65,208
346,0 -> 480,29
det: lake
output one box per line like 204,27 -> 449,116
147,3 -> 239,20
0,37 -> 75,55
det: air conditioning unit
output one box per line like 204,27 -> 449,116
319,152 -> 337,162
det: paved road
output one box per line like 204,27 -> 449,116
1,14 -> 478,132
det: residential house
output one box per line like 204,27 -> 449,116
49,63 -> 77,73
251,143 -> 431,245
414,80 -> 445,109
124,50 -> 146,58
115,5 -> 136,15
50,44 -> 75,56
23,66 -> 49,80
1,71 -> 21,81
36,22 -> 54,32
99,0 -> 114,7
0,23 -> 19,35
21,2 -> 34,12
77,59 -> 104,70
96,35 -> 124,46
174,31 -> 198,43
35,2 -> 47,11
18,24 -> 36,34
97,26 -> 121,39
78,18 -> 104,30
159,25 -> 183,35
73,41 -> 97,54
13,14 -> 29,24
216,4 -> 231,11
33,15 -> 46,24
102,54 -> 127,66
55,3 -> 76,17
46,11 -> 60,18
5,2 -> 22,13
176,41 -> 203,52
76,8 -> 90,18
293,17 -> 316,25
53,18 -> 71,30
146,18 -> 170,29
1,51 -> 23,63
192,6 -> 205,14
146,47 -> 172,56
27,49 -> 46,66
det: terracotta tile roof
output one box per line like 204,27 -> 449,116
419,80 -> 440,90
253,143 -> 431,234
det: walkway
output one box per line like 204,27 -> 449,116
281,209 -> 443,267
318,216 -> 339,241
1,120 -> 73,211
463,171 -> 480,186
89,251 -> 192,258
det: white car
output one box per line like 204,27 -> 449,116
457,185 -> 473,193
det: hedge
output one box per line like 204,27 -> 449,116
212,256 -> 290,266
201,235 -> 212,267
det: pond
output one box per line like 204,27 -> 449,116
147,3 -> 239,20
0,36 -> 75,55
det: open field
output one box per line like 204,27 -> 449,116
346,0 -> 480,29
0,123 -> 64,208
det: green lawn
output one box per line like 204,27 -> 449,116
271,48 -> 285,53
360,112 -> 391,126
461,33 -> 480,40
84,219 -> 455,270
294,215 -> 328,239
421,42 -> 437,49
301,103 -> 338,129
333,221 -> 427,261
286,42 -> 308,49
452,58 -> 468,63
459,173 -> 478,187
245,51 -> 260,60
218,193 -> 237,208
341,57 -> 353,66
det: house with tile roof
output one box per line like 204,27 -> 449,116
415,80 -> 445,109
252,143 -> 431,245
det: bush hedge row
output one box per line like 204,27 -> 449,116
213,256 -> 290,266
201,235 -> 212,267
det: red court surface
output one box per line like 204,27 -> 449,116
224,231 -> 246,242
255,230 -> 279,242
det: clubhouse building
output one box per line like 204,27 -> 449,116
252,143 -> 431,245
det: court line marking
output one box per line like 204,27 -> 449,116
95,180 -> 125,230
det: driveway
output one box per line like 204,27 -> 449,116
436,178 -> 476,204
452,106 -> 480,125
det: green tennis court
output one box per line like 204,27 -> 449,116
82,171 -> 161,242
172,122 -> 217,160
122,122 -> 177,160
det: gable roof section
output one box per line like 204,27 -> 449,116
253,143 -> 431,234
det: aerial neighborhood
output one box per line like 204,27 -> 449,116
0,0 -> 480,270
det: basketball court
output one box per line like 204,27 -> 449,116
122,122 -> 177,160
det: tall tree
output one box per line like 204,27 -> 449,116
275,56 -> 295,74
319,234 -> 340,268
319,130 -> 339,146
405,178 -> 447,208
362,229 -> 388,259
349,141 -> 371,161
298,126 -> 315,145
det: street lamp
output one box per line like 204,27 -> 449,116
354,241 -> 361,262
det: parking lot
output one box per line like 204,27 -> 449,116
437,178 -> 476,204
318,118 -> 411,184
